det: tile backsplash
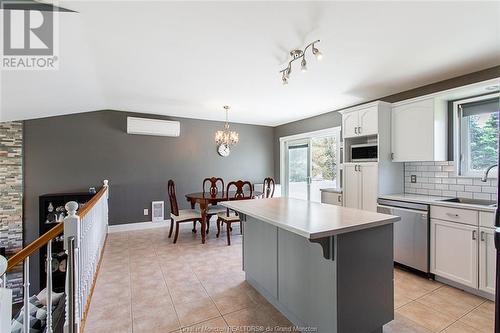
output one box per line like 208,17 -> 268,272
404,161 -> 498,200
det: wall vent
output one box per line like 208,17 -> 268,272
127,117 -> 180,137
152,201 -> 165,222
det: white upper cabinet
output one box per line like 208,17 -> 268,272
342,112 -> 359,138
358,106 -> 378,136
341,102 -> 385,138
391,97 -> 447,162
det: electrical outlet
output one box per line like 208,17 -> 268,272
143,208 -> 149,216
410,175 -> 417,183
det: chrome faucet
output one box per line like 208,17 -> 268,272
481,164 -> 498,182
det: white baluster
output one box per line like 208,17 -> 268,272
23,258 -> 30,333
46,240 -> 53,333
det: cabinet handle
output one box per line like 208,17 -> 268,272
391,153 -> 394,160
358,165 -> 361,172
354,165 -> 358,171
446,213 -> 459,218
338,196 -> 342,202
354,127 -> 358,134
480,231 -> 485,242
358,126 -> 362,134
472,230 -> 477,240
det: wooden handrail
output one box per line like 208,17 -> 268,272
78,185 -> 107,219
6,185 -> 108,271
7,223 -> 63,271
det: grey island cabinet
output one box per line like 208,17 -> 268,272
221,197 -> 400,333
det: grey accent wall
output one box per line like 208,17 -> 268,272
274,66 -> 500,180
24,110 -> 274,239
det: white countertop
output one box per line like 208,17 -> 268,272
221,197 -> 400,239
319,187 -> 343,193
379,193 -> 497,212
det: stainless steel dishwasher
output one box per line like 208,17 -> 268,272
377,198 -> 430,274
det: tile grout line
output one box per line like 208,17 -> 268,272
192,256 -> 234,330
437,299 -> 488,333
127,232 -> 134,333
156,242 -> 184,332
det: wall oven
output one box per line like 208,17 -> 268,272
351,143 -> 378,162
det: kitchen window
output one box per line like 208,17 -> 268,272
455,93 -> 499,177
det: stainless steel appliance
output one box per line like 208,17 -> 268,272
377,198 -> 430,273
351,143 -> 378,162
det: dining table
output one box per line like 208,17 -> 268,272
185,190 -> 262,243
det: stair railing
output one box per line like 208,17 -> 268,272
0,180 -> 109,333
63,180 -> 109,333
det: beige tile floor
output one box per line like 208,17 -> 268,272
84,225 -> 495,333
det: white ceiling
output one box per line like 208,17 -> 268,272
1,1 -> 499,126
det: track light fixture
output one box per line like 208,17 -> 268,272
280,40 -> 322,85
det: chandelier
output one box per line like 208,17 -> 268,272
215,106 -> 239,147
280,39 -> 322,85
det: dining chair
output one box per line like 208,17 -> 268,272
216,180 -> 253,245
192,177 -> 226,234
263,177 -> 276,198
168,180 -> 202,244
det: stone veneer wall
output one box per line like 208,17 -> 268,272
0,121 -> 23,302
404,161 -> 498,200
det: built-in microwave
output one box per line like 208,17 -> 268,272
351,143 -> 378,162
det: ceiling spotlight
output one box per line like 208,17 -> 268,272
312,44 -> 323,61
301,58 -> 308,72
279,40 -> 321,84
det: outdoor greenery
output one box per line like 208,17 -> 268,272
312,137 -> 337,181
288,136 -> 338,183
468,111 -> 499,171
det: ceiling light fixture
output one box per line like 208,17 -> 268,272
215,106 -> 239,156
279,40 -> 322,85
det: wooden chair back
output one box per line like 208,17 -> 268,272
203,177 -> 224,196
225,180 -> 253,216
263,177 -> 275,198
226,180 -> 253,200
167,180 -> 179,216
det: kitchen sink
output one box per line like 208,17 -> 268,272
439,197 -> 497,207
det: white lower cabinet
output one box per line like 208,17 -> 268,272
430,219 -> 478,288
479,227 -> 496,294
344,163 -> 378,212
430,209 -> 496,296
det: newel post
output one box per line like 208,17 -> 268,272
103,179 -> 109,198
63,201 -> 80,333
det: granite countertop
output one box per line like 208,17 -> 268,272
379,193 -> 497,212
221,197 -> 400,239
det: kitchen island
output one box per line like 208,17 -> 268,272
222,197 -> 400,333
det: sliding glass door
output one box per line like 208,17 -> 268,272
310,136 -> 339,202
283,128 -> 341,202
286,140 -> 311,200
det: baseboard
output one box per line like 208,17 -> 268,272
434,275 -> 495,301
108,217 -> 219,233
108,220 -> 170,233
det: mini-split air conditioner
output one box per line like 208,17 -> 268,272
127,117 -> 180,137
